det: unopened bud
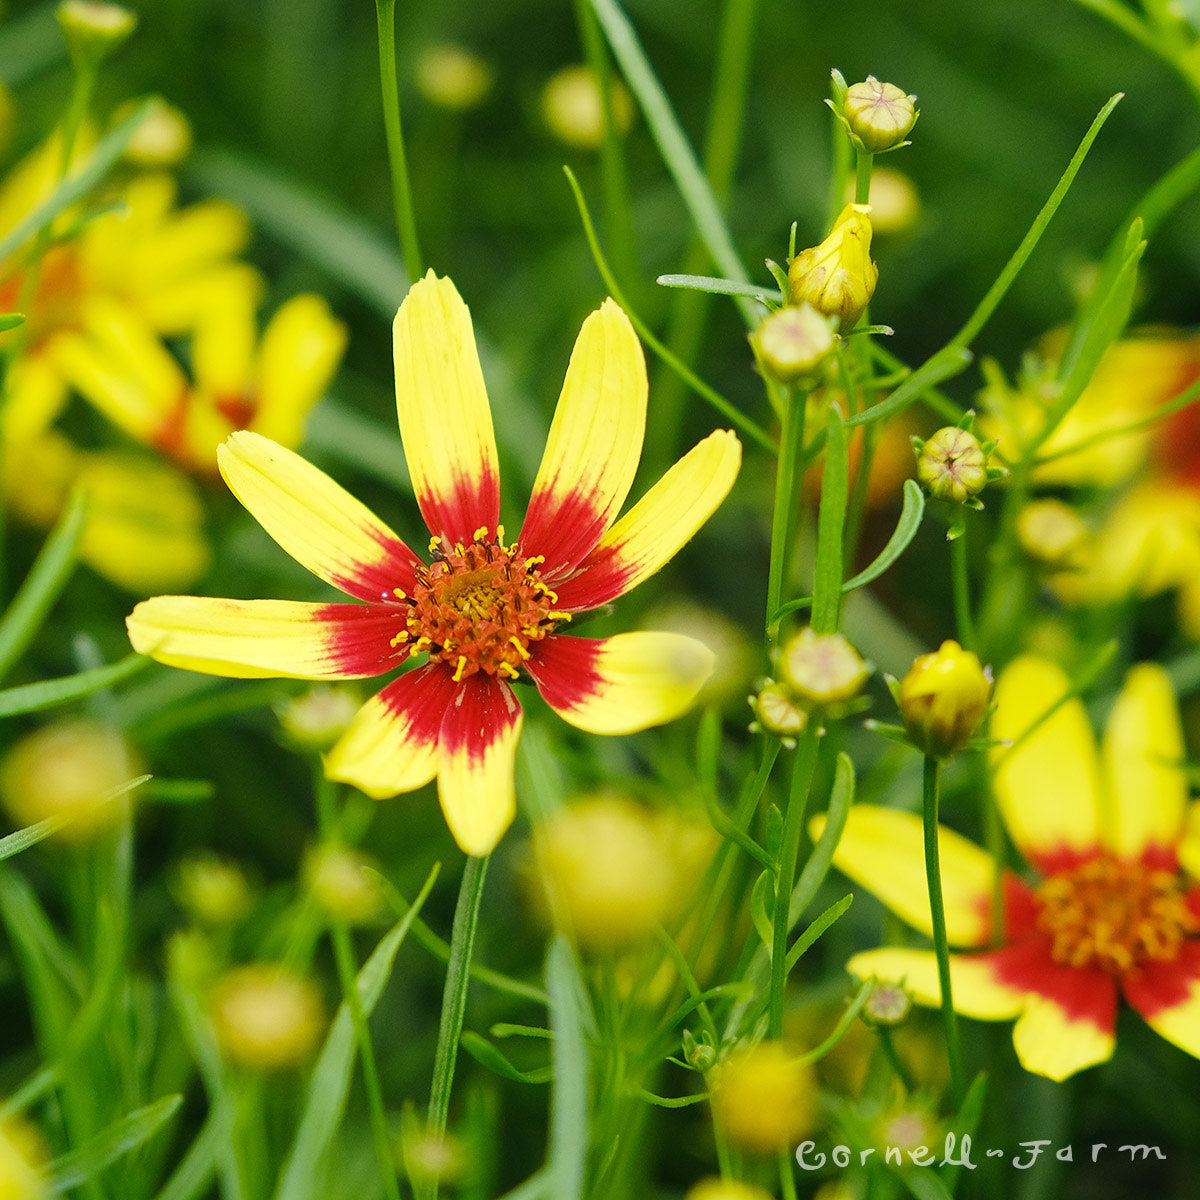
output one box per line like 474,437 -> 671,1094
898,639 -> 992,758
749,679 -> 808,742
860,979 -> 913,1027
416,44 -> 493,112
210,965 -> 324,1070
304,844 -> 383,925
56,2 -> 136,67
778,628 -> 870,706
843,76 -> 918,153
914,425 -> 993,505
750,303 -> 837,384
787,204 -> 878,331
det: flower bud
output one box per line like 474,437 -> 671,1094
708,1041 -> 817,1154
304,844 -> 384,925
778,628 -> 870,707
914,425 -> 991,504
541,65 -> 633,150
749,679 -> 808,742
750,303 -> 837,384
842,76 -> 918,153
1016,498 -> 1089,569
787,204 -> 878,331
56,1 -> 136,67
277,684 -> 359,749
174,854 -> 253,926
415,44 -> 493,112
860,979 -> 912,1027
210,964 -> 324,1070
119,98 -> 191,165
898,639 -> 992,758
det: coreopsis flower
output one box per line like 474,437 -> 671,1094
897,639 -> 992,758
127,273 -> 741,855
822,656 -> 1200,1081
787,203 -> 878,331
708,1040 -> 817,1154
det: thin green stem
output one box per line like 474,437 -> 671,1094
949,525 -> 976,652
922,756 -> 965,1104
375,0 -> 424,278
854,148 -> 874,205
778,1145 -> 798,1200
765,384 -> 804,636
426,854 -> 489,1200
768,725 -> 820,1038
878,1027 -> 916,1092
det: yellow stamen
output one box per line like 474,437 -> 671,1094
508,636 -> 531,661
452,656 -> 468,682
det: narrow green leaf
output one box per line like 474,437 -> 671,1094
636,1089 -> 709,1109
49,1094 -> 182,1193
495,1170 -> 551,1200
656,273 -> 782,303
0,775 -> 148,861
0,98 -> 158,265
750,869 -> 774,952
0,312 -> 25,331
797,978 -> 872,1064
845,345 -> 974,429
897,1166 -> 956,1200
784,893 -> 853,972
545,937 -> 589,1200
273,864 -> 439,1200
151,1116 -> 221,1200
811,405 -> 849,635
772,479 -> 925,622
940,1072 -> 989,1192
460,1032 -> 553,1085
790,752 -> 855,922
0,653 -> 151,718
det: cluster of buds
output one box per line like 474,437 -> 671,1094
750,628 -> 872,745
912,411 -> 1007,515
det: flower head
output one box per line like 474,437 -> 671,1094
127,273 -> 740,855
841,76 -> 918,153
898,639 -> 992,758
787,204 -> 878,331
821,656 -> 1200,1080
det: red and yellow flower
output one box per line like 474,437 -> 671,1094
823,655 -> 1200,1081
127,272 -> 741,855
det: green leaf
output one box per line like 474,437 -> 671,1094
0,653 -> 151,718
460,1032 -> 553,1085
772,479 -> 926,623
49,1094 -> 182,1193
656,273 -> 782,303
545,937 -> 589,1200
0,312 -> 25,331
0,98 -> 159,265
636,1088 -> 709,1109
797,977 -> 872,1064
897,1166 -> 956,1200
784,893 -> 853,972
790,752 -> 855,922
0,775 -> 148,861
811,404 -> 849,635
273,864 -> 439,1200
151,1116 -> 222,1200
750,869 -> 775,952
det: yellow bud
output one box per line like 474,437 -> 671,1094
0,720 -> 138,840
210,965 -> 324,1070
898,639 -> 992,758
750,303 -> 837,384
399,1122 -> 465,1189
174,854 -> 253,926
914,425 -> 989,504
843,76 -> 918,153
304,844 -> 383,925
778,627 -> 870,706
787,204 -> 878,330
709,1041 -> 817,1155
56,1 -> 136,66
119,99 -> 192,165
415,44 -> 493,112
541,64 -> 634,150
685,1179 -> 776,1200
1016,498 -> 1089,568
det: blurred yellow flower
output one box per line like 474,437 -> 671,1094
174,853 -> 254,926
541,65 -> 634,150
210,964 -> 324,1070
304,844 -> 384,925
416,44 -> 493,111
685,1179 -> 775,1200
708,1040 -> 817,1154
0,1113 -> 48,1200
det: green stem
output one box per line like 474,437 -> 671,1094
778,1144 -> 798,1200
878,1026 -> 916,1092
375,0 -> 424,278
768,725 -> 820,1038
922,756 -> 965,1103
949,524 -> 976,651
426,854 -> 489,1199
854,148 -> 874,205
765,384 -> 805,636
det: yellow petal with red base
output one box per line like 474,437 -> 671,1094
845,948 -> 1026,1018
325,664 -> 461,798
553,430 -> 741,612
817,805 -> 996,946
437,673 -> 523,857
520,298 -> 646,575
393,272 -> 500,544
1102,663 -> 1187,864
989,656 -> 1102,872
1011,992 -> 1116,1080
527,632 -> 714,735
218,431 -> 422,603
1123,941 -> 1200,1060
127,596 -> 402,678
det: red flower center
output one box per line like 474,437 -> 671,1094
393,528 -> 567,682
1035,855 -> 1197,976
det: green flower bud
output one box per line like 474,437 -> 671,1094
914,425 -> 991,504
860,979 -> 913,1028
778,628 -> 870,707
843,76 -> 918,153
749,679 -> 808,743
898,639 -> 992,758
787,204 -> 878,331
750,303 -> 836,384
56,1 -> 136,67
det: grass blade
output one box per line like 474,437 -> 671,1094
0,653 -> 151,718
49,1095 -> 183,1193
545,937 -> 589,1200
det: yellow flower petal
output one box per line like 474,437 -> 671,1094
1125,947 -> 1200,1060
1010,992 -> 1115,1080
816,805 -> 995,946
989,656 -> 1102,870
437,674 -> 523,856
527,631 -> 714,735
520,298 -> 646,574
127,596 -> 401,679
1102,664 -> 1187,861
845,947 -> 1026,1018
190,284 -> 257,405
392,271 -> 500,543
217,431 -> 421,602
554,429 -> 742,611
